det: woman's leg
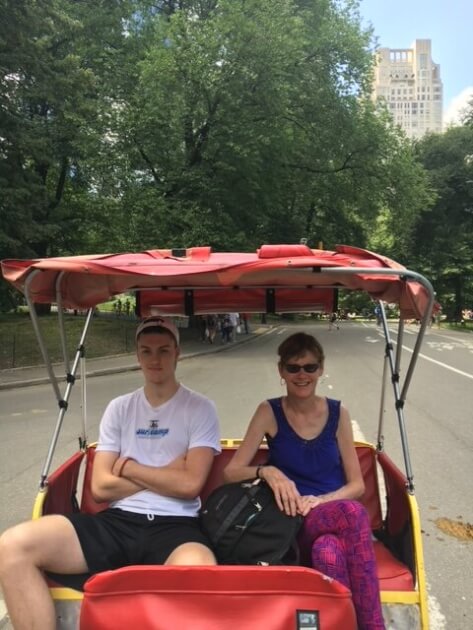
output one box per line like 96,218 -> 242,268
311,533 -> 349,587
299,500 -> 385,630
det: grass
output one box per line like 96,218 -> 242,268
444,320 -> 473,332
0,312 -> 138,370
1,310 -> 470,371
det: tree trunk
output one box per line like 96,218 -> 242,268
34,303 -> 52,316
453,276 -> 464,322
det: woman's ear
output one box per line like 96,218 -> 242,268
277,361 -> 284,378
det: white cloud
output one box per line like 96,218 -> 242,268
444,86 -> 473,127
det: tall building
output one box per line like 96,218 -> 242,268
372,39 -> 443,139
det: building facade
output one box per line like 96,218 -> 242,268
372,39 -> 443,139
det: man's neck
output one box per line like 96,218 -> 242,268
144,380 -> 180,407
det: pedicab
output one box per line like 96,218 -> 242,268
1,243 -> 435,629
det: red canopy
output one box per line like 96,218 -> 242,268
1,244 -> 432,318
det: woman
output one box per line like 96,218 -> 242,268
224,332 -> 385,630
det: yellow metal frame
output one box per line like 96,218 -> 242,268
376,493 -> 428,629
350,441 -> 429,628
49,587 -> 83,601
32,488 -> 47,521
32,439 -> 429,629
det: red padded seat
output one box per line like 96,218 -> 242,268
374,542 -> 414,591
80,565 -> 357,630
46,444 -> 415,595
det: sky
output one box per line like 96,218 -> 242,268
359,0 -> 473,126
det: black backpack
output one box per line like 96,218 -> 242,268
200,479 -> 303,565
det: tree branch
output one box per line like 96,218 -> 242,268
133,137 -> 161,184
49,156 -> 68,210
282,152 -> 358,174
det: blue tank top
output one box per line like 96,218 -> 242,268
266,397 -> 346,496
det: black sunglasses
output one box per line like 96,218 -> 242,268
284,363 -> 320,374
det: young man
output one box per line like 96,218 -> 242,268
0,316 -> 221,630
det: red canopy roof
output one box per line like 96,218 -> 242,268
1,244 -> 432,318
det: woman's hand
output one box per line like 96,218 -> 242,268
297,495 -> 325,516
260,466 -> 301,516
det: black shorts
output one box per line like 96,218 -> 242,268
66,508 -> 213,574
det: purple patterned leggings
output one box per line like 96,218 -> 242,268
298,500 -> 385,630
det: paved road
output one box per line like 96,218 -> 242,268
0,321 -> 472,628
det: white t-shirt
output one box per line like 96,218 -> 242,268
96,384 -> 221,517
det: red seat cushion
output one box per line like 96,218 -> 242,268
374,541 -> 414,591
80,566 -> 357,630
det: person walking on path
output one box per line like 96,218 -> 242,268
328,312 -> 339,331
0,316 -> 221,630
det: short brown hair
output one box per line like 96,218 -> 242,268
277,332 -> 325,365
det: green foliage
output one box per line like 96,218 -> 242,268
111,0 -> 431,252
412,124 -> 473,318
0,312 -> 138,369
0,0 -> 138,261
1,0 -> 435,314
338,290 -> 373,315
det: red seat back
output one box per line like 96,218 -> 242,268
80,448 -> 109,514
377,452 -> 410,536
80,565 -> 357,630
200,447 -> 268,503
78,444 -> 383,532
42,451 -> 85,516
356,445 -> 383,530
200,444 -> 383,531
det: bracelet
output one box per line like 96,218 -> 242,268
117,457 -> 133,478
256,465 -> 264,480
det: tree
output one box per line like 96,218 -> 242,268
1,0 -> 433,289
106,0 -> 431,254
0,0 -> 144,263
413,124 -> 473,319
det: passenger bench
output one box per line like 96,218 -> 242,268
37,442 -> 416,595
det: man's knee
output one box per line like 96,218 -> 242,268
165,542 -> 216,566
0,524 -> 34,573
0,516 -> 87,575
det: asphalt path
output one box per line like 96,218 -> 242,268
0,320 -> 471,628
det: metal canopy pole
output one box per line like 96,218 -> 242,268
55,272 -> 71,375
376,350 -> 389,452
399,274 -> 435,401
39,308 -> 94,488
322,268 -> 434,492
25,271 -> 62,402
395,317 -> 404,376
56,273 -> 88,447
379,301 -> 415,492
321,267 -> 435,403
79,330 -> 88,449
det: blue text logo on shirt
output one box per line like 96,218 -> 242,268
136,419 -> 169,439
136,427 -> 169,438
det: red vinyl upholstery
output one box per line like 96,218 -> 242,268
80,566 -> 357,630
79,448 -> 108,515
41,451 -> 85,516
373,542 -> 414,591
45,443 -> 414,593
